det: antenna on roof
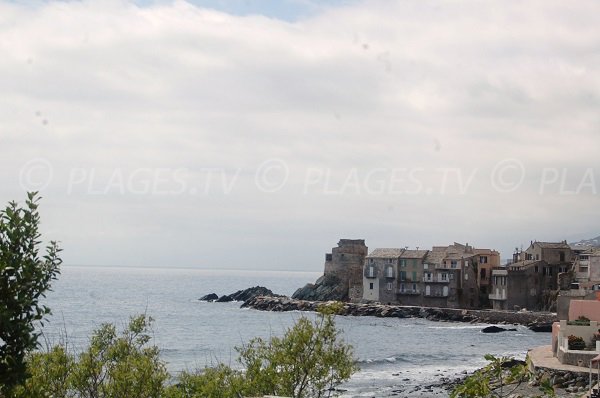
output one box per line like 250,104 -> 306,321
416,246 -> 419,251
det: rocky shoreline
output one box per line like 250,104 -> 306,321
242,296 -> 557,330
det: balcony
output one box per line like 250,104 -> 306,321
424,291 -> 448,298
422,276 -> 450,283
398,290 -> 420,296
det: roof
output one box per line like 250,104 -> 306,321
474,248 -> 499,255
400,250 -> 428,259
367,248 -> 403,258
424,249 -> 447,265
534,241 -> 570,250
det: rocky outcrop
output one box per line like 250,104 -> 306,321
199,293 -> 219,302
201,286 -> 281,303
481,325 -> 517,333
292,274 -> 347,302
242,296 -> 558,329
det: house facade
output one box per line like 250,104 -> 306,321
362,242 -> 497,308
489,241 -> 573,311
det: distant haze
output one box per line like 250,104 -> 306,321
1,0 -> 599,270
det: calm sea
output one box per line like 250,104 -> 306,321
43,266 -> 549,397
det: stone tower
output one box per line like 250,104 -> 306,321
324,239 -> 368,302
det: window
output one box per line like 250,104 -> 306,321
369,258 -> 374,264
412,259 -> 418,267
386,282 -> 392,291
412,271 -> 417,281
386,266 -> 393,278
560,251 -> 565,262
479,256 -> 488,264
399,283 -> 405,292
400,259 -> 407,267
536,254 -> 539,260
441,273 -> 448,281
387,258 -> 392,264
400,271 -> 406,281
368,266 -> 375,278
412,283 -> 417,292
424,264 -> 429,269
424,272 -> 432,281
369,282 -> 374,290
450,260 -> 458,269
480,268 -> 487,280
534,265 -> 539,273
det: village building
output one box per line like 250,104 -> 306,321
489,240 -> 572,311
362,242 -> 498,308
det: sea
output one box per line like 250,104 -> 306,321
42,265 -> 550,397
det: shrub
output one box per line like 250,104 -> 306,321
568,335 -> 586,350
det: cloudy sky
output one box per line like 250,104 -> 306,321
1,0 -> 599,270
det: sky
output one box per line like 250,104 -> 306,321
1,0 -> 599,270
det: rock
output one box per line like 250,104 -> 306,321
199,293 -> 219,302
216,286 -> 281,303
292,274 -> 348,302
481,325 -> 517,333
529,322 -> 553,332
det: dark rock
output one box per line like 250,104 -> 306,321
292,274 -> 347,302
529,322 -> 553,332
217,286 -> 280,303
199,293 -> 219,302
481,325 -> 516,333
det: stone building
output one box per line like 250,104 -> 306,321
489,241 -> 573,311
324,239 -> 368,302
363,248 -> 403,303
397,250 -> 429,306
362,242 -> 496,308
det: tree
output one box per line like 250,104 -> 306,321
166,302 -> 358,398
0,192 -> 62,393
450,354 -> 555,398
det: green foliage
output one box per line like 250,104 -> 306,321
451,354 -> 555,398
166,301 -> 358,398
0,192 -> 62,392
567,316 -> 590,326
11,314 -> 169,398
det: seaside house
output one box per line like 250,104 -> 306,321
363,248 -> 403,303
397,249 -> 429,306
489,240 -> 573,311
362,242 -> 495,308
552,299 -> 600,367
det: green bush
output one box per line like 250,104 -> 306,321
165,302 -> 358,398
0,192 -> 62,394
11,315 -> 169,398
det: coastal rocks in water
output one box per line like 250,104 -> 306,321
199,293 -> 219,302
292,274 -> 347,302
482,325 -> 517,333
528,322 -> 553,332
242,296 -> 558,327
216,286 -> 280,303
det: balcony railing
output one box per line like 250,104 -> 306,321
398,290 -> 420,295
424,292 -> 448,298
